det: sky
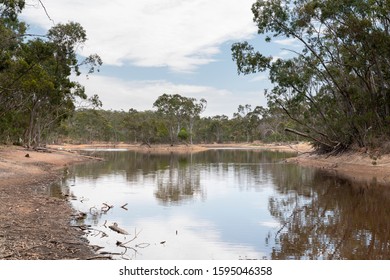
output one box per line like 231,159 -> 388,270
21,0 -> 297,118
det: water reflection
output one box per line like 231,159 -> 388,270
269,169 -> 390,260
56,149 -> 390,259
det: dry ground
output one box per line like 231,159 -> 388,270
0,145 -> 100,259
48,141 -> 312,154
286,149 -> 390,185
1,141 -> 390,259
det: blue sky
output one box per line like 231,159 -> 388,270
21,0 -> 297,117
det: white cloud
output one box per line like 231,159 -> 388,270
129,216 -> 264,259
85,214 -> 264,260
250,74 -> 268,83
76,75 -> 267,117
273,38 -> 301,47
279,50 -> 293,57
22,0 -> 257,72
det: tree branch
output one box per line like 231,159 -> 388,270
38,0 -> 55,24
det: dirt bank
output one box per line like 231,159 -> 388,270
48,141 -> 312,154
0,145 -> 101,260
286,150 -> 390,185
49,142 -> 209,153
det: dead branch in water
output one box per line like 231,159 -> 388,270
73,211 -> 87,221
108,223 -> 129,235
115,228 -> 146,257
90,228 -> 109,238
135,243 -> 150,249
86,255 -> 113,260
121,228 -> 143,246
101,203 -> 113,213
121,203 -> 128,210
71,224 -> 91,231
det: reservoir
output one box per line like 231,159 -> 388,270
53,149 -> 390,259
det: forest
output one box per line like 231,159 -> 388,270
1,0 -> 390,152
50,95 -> 298,145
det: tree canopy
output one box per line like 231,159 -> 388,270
232,0 -> 390,153
0,0 -> 102,147
153,94 -> 206,145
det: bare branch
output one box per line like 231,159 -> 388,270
38,0 -> 55,24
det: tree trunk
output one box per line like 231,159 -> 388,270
285,128 -> 336,150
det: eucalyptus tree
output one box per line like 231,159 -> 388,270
0,0 -> 26,117
232,0 -> 390,153
19,22 -> 102,147
124,109 -> 168,145
153,94 -> 184,144
209,115 -> 229,143
183,97 -> 207,144
0,0 -> 25,69
153,94 -> 207,145
0,0 -> 102,146
232,104 -> 263,142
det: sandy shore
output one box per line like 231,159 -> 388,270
48,141 -> 313,154
287,150 -> 390,185
2,141 -> 390,259
0,145 -> 100,259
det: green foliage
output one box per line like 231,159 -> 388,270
232,0 -> 390,153
53,95 -> 299,146
0,4 -> 102,146
153,94 -> 206,145
177,128 -> 189,142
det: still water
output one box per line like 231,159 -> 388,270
53,149 -> 390,260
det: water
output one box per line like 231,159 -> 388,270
53,149 -> 390,260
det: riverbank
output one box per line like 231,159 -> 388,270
286,150 -> 390,185
48,141 -> 313,154
0,145 -> 100,259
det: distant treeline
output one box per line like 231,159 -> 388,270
51,93 -> 301,145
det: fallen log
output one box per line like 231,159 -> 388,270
33,147 -> 52,153
108,222 -> 129,235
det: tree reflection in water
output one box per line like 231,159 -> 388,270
154,154 -> 203,205
62,149 -> 390,259
268,167 -> 390,260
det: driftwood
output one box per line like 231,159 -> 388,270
140,141 -> 151,148
101,203 -> 113,213
121,203 -> 128,211
33,147 -> 52,153
86,255 -> 113,260
108,223 -> 129,235
90,245 -> 104,251
71,224 -> 91,231
73,211 -> 87,221
115,228 -> 147,257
